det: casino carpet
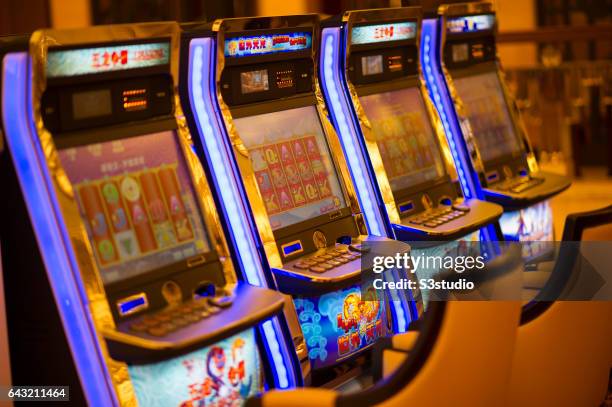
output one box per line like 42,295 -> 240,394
541,160 -> 612,240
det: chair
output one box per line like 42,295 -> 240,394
246,246 -> 524,407
508,204 -> 612,407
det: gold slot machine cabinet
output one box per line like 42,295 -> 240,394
422,2 -> 571,263
180,15 -> 416,390
0,23 -> 297,405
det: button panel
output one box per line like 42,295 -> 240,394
407,205 -> 469,228
292,245 -> 362,274
495,176 -> 544,193
129,296 -> 233,337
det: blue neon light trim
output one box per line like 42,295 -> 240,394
319,28 -> 387,237
420,18 -> 501,246
420,19 -> 483,200
2,53 -> 117,405
388,272 -> 408,333
188,39 -> 263,287
187,37 -> 298,389
261,319 -> 290,388
321,27 -> 412,331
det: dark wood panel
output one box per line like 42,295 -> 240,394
498,24 -> 612,43
0,0 -> 50,36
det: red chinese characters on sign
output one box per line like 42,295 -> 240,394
91,47 -> 165,70
252,136 -> 332,216
370,24 -> 415,42
289,36 -> 307,46
133,48 -> 165,61
92,50 -> 128,69
272,35 -> 307,46
374,25 -> 395,40
273,35 -> 290,45
236,35 -> 306,51
238,37 -> 268,51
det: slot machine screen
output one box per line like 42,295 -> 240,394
294,285 -> 387,370
359,87 -> 446,194
58,131 -> 211,284
233,106 -> 346,230
128,328 -> 263,406
452,72 -> 522,162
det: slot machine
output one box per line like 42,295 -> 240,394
420,2 -> 571,261
319,7 -> 503,249
180,15 -> 415,388
0,23 -> 298,405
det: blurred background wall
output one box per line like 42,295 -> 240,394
1,0 -> 610,179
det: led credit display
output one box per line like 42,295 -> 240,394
446,14 -> 495,33
351,22 -> 416,45
224,32 -> 312,58
47,42 -> 170,78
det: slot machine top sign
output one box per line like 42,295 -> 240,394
46,41 -> 170,78
446,14 -> 495,34
351,22 -> 417,45
224,32 -> 312,58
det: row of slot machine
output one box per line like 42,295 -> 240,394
0,2 -> 570,406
